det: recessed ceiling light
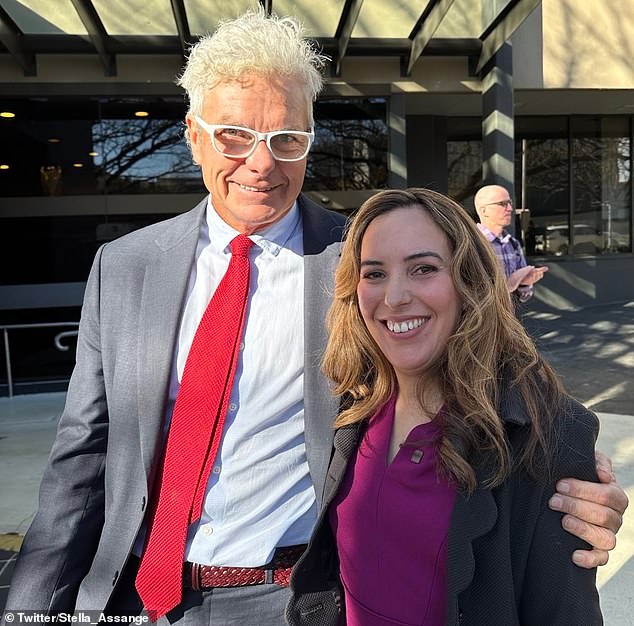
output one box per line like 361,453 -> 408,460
0,112 -> 15,118
135,111 -> 149,117
88,151 -> 99,157
0,164 -> 10,169
48,138 -> 61,143
72,163 -> 84,168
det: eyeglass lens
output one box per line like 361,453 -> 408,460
213,127 -> 310,160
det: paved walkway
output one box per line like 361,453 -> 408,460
522,300 -> 634,624
1,300 -> 633,623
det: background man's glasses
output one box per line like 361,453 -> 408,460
483,199 -> 513,209
195,116 -> 314,162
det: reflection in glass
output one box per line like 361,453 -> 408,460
516,118 -> 570,256
92,118 -> 202,194
517,116 -> 632,257
447,139 -> 482,204
572,117 -> 631,254
446,117 -> 483,208
304,99 -> 388,191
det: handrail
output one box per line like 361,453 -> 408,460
54,330 -> 79,351
1,322 -> 79,398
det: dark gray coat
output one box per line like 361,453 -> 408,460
287,391 -> 603,626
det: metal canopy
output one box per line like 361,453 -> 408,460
68,0 -> 116,75
0,3 -> 36,75
170,0 -> 192,56
332,0 -> 364,77
0,0 -> 542,78
406,0 -> 456,76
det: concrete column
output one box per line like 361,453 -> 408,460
388,93 -> 407,188
481,42 -> 515,201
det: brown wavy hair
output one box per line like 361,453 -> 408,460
323,188 -> 565,491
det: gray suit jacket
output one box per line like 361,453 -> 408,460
5,194 -> 346,614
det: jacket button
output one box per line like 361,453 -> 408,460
112,570 -> 120,586
458,608 -> 464,623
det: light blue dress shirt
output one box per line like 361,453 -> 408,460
169,198 -> 316,567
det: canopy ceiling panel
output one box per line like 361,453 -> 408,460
0,0 -> 543,79
354,0 -> 420,38
93,0 -> 177,35
274,0 -> 341,38
185,0 -> 252,36
1,0 -> 87,34
435,0 -> 484,37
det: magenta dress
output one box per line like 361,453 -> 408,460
329,395 -> 457,625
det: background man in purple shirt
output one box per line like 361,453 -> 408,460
475,184 -> 547,303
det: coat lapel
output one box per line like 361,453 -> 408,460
137,199 -> 207,478
446,485 -> 497,600
300,195 -> 346,507
445,378 -> 527,619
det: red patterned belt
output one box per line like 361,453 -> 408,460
184,544 -> 306,591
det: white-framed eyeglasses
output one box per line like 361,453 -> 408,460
195,116 -> 314,162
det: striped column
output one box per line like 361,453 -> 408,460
388,93 -> 407,189
481,41 -> 515,202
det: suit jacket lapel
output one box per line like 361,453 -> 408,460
300,195 -> 346,507
138,199 -> 207,478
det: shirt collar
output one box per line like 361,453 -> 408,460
477,222 -> 511,244
205,196 -> 301,257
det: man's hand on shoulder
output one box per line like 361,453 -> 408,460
549,451 -> 629,568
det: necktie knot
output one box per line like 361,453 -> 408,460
231,234 -> 253,257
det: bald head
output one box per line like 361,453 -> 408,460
474,185 -> 514,236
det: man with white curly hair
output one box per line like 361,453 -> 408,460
3,8 -> 628,626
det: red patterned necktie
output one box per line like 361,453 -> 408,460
136,234 -> 253,620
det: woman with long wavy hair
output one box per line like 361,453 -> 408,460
286,188 -> 602,626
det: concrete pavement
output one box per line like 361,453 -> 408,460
524,300 -> 634,624
1,300 -> 633,623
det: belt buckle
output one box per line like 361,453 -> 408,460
190,562 -> 201,591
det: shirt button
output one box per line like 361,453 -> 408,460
203,526 -> 213,536
229,403 -> 237,412
240,342 -> 245,351
212,466 -> 221,475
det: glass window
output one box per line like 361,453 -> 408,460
446,117 -> 482,208
0,97 -> 206,196
515,117 -> 570,256
571,117 -> 631,254
304,98 -> 388,191
516,116 -> 632,257
0,99 -> 100,196
94,98 -> 202,194
0,96 -> 387,197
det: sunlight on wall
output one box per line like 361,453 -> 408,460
543,0 -> 634,88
